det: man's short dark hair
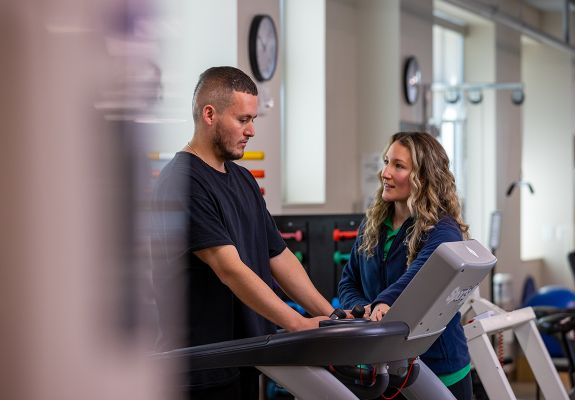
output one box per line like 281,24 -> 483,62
192,66 -> 258,123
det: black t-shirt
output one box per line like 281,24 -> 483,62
150,152 -> 286,389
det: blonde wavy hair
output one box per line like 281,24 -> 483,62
358,132 -> 470,264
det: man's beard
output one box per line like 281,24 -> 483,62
213,123 -> 243,161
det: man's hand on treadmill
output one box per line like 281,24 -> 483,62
370,303 -> 390,321
292,315 -> 330,331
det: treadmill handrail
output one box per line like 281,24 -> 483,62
154,321 -> 411,372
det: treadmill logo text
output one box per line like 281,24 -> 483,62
446,286 -> 475,305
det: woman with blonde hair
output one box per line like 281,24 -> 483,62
338,131 -> 472,400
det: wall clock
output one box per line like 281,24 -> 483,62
249,14 -> 278,82
403,56 -> 421,105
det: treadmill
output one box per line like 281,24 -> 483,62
154,239 -> 496,399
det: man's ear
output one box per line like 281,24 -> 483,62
202,105 -> 216,126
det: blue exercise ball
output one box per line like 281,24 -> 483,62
525,285 -> 575,357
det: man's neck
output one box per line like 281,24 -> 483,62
183,139 -> 226,173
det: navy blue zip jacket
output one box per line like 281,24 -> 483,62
338,216 -> 470,376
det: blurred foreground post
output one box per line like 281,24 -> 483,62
0,1 -> 165,399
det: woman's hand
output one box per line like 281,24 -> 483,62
363,303 -> 372,317
370,303 -> 390,321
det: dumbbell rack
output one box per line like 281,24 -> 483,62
273,214 -> 363,303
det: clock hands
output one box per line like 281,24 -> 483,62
257,36 -> 267,52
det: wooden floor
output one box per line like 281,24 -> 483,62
509,381 -> 538,400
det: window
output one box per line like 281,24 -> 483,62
432,24 -> 466,203
281,0 -> 326,205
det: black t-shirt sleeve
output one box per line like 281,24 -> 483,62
264,208 -> 287,258
185,191 -> 235,252
153,175 -> 234,264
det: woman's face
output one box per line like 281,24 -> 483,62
381,141 -> 413,204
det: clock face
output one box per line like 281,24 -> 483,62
403,56 -> 421,105
249,15 -> 278,82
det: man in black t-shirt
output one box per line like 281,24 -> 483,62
151,66 -> 334,399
